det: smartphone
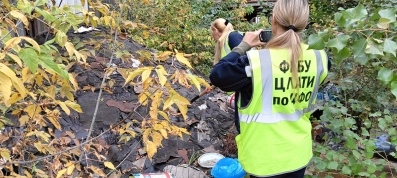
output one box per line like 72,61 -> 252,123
259,30 -> 272,43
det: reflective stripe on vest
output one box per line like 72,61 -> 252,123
236,45 -> 328,176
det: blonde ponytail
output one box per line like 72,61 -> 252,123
265,0 -> 309,88
211,18 -> 235,65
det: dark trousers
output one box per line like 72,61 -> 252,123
250,167 -> 306,178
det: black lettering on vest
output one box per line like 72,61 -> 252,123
307,76 -> 315,88
279,60 -> 290,73
273,97 -> 281,105
275,78 -> 285,92
299,92 -> 305,103
281,97 -> 288,105
305,91 -> 312,102
300,76 -> 307,88
298,60 -> 304,72
290,93 -> 297,104
286,77 -> 292,90
304,60 -> 311,72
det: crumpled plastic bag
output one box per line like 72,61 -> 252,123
211,158 -> 246,178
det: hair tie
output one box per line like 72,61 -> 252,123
287,25 -> 298,32
224,19 -> 229,26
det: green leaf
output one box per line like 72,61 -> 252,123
344,117 -> 356,128
327,34 -> 350,52
354,53 -> 369,65
352,150 -> 361,159
39,55 -> 69,80
327,161 -> 338,170
377,18 -> 391,29
383,38 -> 397,57
365,40 -> 384,56
362,128 -> 370,136
352,39 -> 367,57
388,127 -> 397,136
333,47 -> 351,65
19,48 -> 39,73
316,160 -> 327,170
377,68 -> 393,83
342,166 -> 352,175
391,81 -> 397,100
335,12 -> 346,27
379,8 -> 397,22
342,4 -> 368,21
308,34 -> 325,49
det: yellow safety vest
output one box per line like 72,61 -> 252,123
236,44 -> 328,176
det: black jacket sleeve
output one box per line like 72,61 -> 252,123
209,52 -> 252,92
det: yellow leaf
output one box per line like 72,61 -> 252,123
187,74 -> 201,92
152,131 -> 163,148
20,37 -> 40,53
158,111 -> 169,121
4,18 -> 17,33
0,148 -> 11,160
9,93 -> 22,105
196,76 -> 211,88
57,101 -> 70,115
0,72 -> 12,107
80,0 -> 85,6
24,105 -> 42,118
9,10 -> 29,28
163,97 -> 173,110
141,68 -> 151,82
104,161 -> 116,170
65,42 -> 75,58
0,64 -> 26,97
46,85 -> 56,99
19,115 -> 29,126
175,52 -> 192,68
67,164 -> 75,175
123,67 -> 147,86
138,92 -> 149,106
176,103 -> 188,120
4,37 -> 21,51
155,69 -> 167,86
172,92 -> 190,105
145,141 -> 157,160
157,51 -> 173,61
69,73 -> 79,91
64,101 -> 83,113
56,31 -> 67,47
22,67 -> 31,82
153,124 -> 163,130
143,0 -> 149,4
2,0 -> 11,11
56,168 -> 67,178
24,170 -> 32,178
90,166 -> 106,177
6,53 -> 22,67
159,129 -> 168,139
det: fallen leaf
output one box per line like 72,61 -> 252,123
203,145 -> 219,153
133,156 -> 146,169
177,149 -> 189,164
106,100 -> 137,112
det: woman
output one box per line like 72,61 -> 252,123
210,18 -> 243,65
209,0 -> 330,177
209,18 -> 243,133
